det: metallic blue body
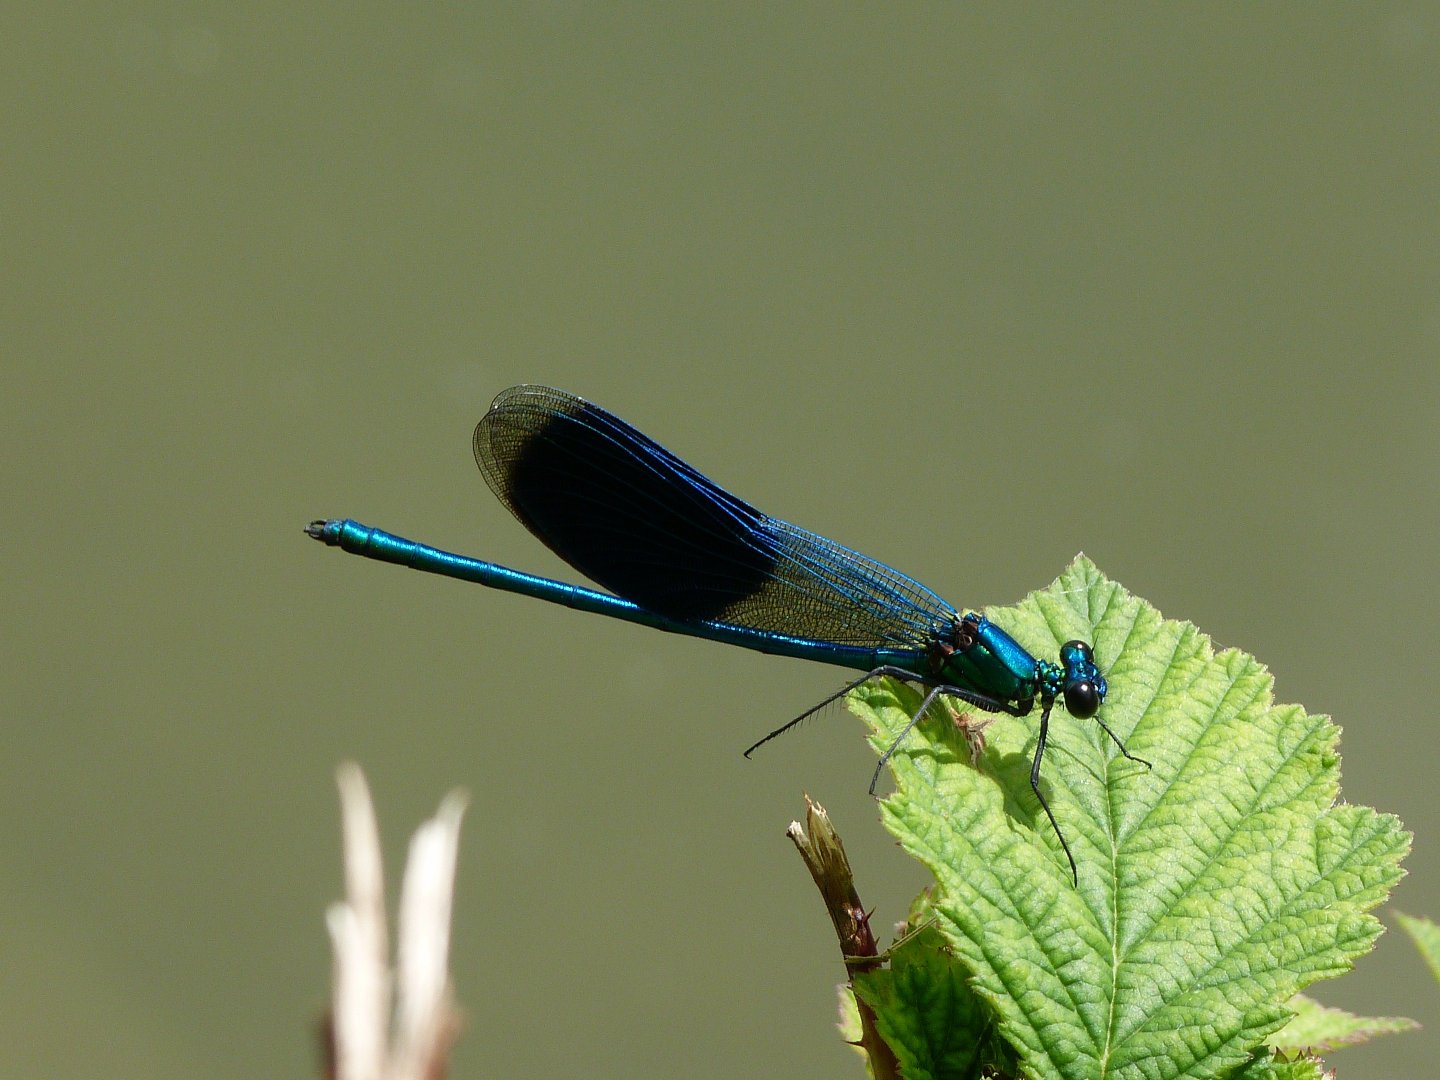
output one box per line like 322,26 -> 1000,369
313,517 -> 917,672
307,518 -> 1079,704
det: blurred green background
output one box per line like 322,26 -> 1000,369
4,4 -> 1438,1077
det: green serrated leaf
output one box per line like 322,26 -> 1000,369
1396,911 -> 1440,987
850,556 -> 1410,1080
1271,992 -> 1416,1052
851,926 -> 1014,1080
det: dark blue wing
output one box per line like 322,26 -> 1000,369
474,385 -> 955,649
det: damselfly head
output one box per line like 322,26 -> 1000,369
1058,639 -> 1107,718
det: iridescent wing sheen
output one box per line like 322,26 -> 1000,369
474,385 -> 955,649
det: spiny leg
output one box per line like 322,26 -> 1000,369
742,666 -> 926,758
1094,715 -> 1152,769
1029,704 -> 1079,886
868,684 -> 950,795
865,682 -> 1027,794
